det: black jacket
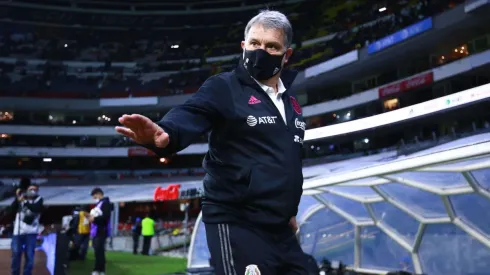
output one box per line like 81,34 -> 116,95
92,197 -> 112,237
132,221 -> 142,235
9,195 -> 44,235
9,196 -> 44,215
149,63 -> 305,229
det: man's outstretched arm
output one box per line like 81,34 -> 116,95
144,77 -> 227,156
116,76 -> 228,156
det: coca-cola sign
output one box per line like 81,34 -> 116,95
154,184 -> 181,201
379,72 -> 433,97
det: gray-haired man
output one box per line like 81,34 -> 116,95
116,10 -> 309,275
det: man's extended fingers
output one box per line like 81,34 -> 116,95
119,114 -> 139,125
119,116 -> 143,132
120,114 -> 147,123
115,126 -> 136,139
155,132 -> 170,148
130,114 -> 152,123
118,114 -> 130,124
119,114 -> 150,131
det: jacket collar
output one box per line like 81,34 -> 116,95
97,197 -> 109,205
234,59 -> 298,90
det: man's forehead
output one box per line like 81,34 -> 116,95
247,24 -> 284,43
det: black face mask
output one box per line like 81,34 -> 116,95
243,49 -> 285,80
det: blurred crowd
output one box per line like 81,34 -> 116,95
0,0 -> 462,99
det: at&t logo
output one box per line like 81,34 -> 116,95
246,115 -> 277,127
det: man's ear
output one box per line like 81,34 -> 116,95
284,48 -> 293,63
241,41 -> 245,50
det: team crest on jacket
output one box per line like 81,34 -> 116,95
245,264 -> 261,275
290,96 -> 302,115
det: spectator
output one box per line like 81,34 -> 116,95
72,205 -> 91,260
141,213 -> 155,256
9,181 -> 44,275
132,217 -> 142,254
89,188 -> 112,275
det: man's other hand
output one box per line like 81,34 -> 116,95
289,216 -> 298,234
116,114 -> 170,148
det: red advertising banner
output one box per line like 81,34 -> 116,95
127,147 -> 156,157
379,72 -> 434,98
154,184 -> 181,201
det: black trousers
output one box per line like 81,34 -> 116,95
132,234 -> 140,254
142,236 -> 153,255
92,235 -> 106,272
205,223 -> 310,275
77,234 -> 90,260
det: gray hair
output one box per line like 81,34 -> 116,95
244,10 -> 293,48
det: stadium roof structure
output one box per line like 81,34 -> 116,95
188,133 -> 490,275
0,154 -> 400,206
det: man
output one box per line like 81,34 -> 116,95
89,188 -> 112,275
70,205 -> 91,260
116,10 -> 309,275
141,214 -> 155,256
9,181 -> 44,275
132,217 -> 142,254
67,206 -> 79,260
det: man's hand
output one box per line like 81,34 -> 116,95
289,216 -> 298,234
115,114 -> 170,148
88,215 -> 95,223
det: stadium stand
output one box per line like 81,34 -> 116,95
0,0 -> 460,100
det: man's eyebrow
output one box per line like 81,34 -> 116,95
248,38 -> 282,46
266,41 -> 282,47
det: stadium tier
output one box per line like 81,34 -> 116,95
0,0 -> 464,101
1,0 -> 490,275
